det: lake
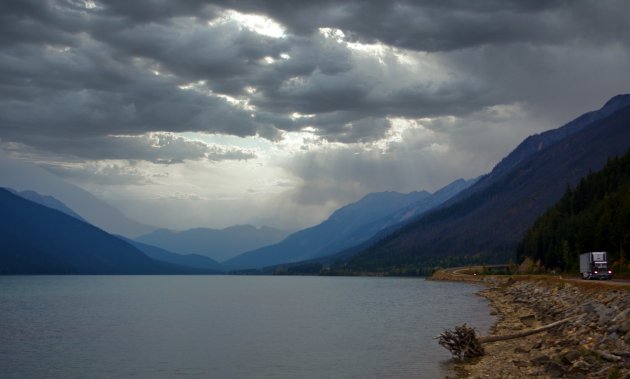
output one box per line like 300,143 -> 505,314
0,276 -> 494,378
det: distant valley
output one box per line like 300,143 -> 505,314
1,95 -> 629,275
135,225 -> 291,263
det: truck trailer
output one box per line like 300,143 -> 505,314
579,252 -> 612,280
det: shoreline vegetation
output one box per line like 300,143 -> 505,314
430,269 -> 630,379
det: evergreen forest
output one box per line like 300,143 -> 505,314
517,149 -> 630,274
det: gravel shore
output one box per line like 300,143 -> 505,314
431,272 -> 630,378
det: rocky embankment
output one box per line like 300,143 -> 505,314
433,272 -> 630,378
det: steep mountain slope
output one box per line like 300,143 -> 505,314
224,181 -> 473,270
0,151 -> 155,238
485,94 -> 630,187
344,95 -> 630,271
135,225 -> 290,262
367,178 -> 477,230
517,149 -> 630,272
0,188 -> 208,274
123,238 -> 225,272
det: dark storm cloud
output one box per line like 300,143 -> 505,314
314,117 -> 392,144
247,1 -> 629,50
0,0 -> 285,160
93,16 -> 291,85
99,0 -> 218,22
31,134 -> 255,164
0,0 -> 85,48
41,161 -> 154,186
0,0 -> 629,163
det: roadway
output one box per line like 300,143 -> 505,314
441,266 -> 630,287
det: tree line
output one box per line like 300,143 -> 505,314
517,149 -> 630,274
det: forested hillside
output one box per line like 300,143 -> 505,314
338,96 -> 630,274
517,149 -> 630,273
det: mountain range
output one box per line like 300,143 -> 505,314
0,188 -> 220,274
0,151 -> 155,238
339,94 -> 630,272
223,178 -> 475,270
4,187 -> 225,272
2,94 -> 629,275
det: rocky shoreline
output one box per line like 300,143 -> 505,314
432,272 -> 630,378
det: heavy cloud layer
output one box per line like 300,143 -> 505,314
1,0 -> 629,228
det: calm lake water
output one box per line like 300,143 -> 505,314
0,276 -> 494,378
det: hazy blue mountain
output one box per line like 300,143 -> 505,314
0,151 -> 155,238
223,183 -> 473,270
8,189 -> 86,222
372,178 -> 478,229
0,188 -> 212,274
3,188 -> 224,272
122,238 -> 224,272
342,94 -> 630,272
135,225 -> 291,262
305,178 -> 478,261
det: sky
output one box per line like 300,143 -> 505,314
1,0 -> 630,231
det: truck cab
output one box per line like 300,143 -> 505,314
592,261 -> 612,280
580,252 -> 612,280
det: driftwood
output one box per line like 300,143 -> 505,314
437,317 -> 575,359
436,323 -> 484,359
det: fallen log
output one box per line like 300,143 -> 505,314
437,317 -> 575,359
478,316 -> 575,343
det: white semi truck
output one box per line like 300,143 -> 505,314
579,251 -> 612,280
